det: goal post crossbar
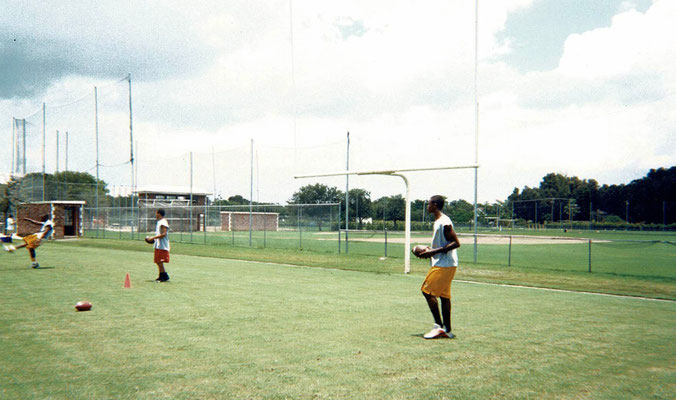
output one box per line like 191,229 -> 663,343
294,164 -> 479,179
294,164 -> 479,274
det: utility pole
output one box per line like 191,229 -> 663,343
56,130 -> 59,173
345,131 -> 350,253
95,87 -> 100,230
472,0 -> 479,263
625,201 -> 629,223
65,131 -> 69,171
42,103 -> 46,201
128,74 -> 135,239
249,140 -> 254,247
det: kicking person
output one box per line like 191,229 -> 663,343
5,214 -> 54,269
145,209 -> 170,282
416,195 -> 461,339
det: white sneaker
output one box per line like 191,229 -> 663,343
3,244 -> 15,252
423,324 -> 449,339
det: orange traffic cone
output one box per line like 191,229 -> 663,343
124,273 -> 132,288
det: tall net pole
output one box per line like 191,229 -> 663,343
94,87 -> 99,232
56,130 -> 59,174
249,139 -> 254,247
42,103 -> 46,201
128,74 -> 135,239
472,0 -> 480,262
11,118 -> 15,178
65,131 -> 69,171
345,132 -> 350,253
289,0 -> 298,171
22,119 -> 26,175
190,151 -> 194,243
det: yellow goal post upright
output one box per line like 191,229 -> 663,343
295,164 -> 479,273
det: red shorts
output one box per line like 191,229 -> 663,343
154,249 -> 170,263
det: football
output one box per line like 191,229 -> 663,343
145,236 -> 154,244
75,301 -> 92,312
412,245 -> 429,257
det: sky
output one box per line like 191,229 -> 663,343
1,0 -> 674,204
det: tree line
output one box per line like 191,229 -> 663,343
284,167 -> 675,229
506,167 -> 675,226
2,167 -> 673,229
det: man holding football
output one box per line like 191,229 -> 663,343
145,209 -> 170,282
415,195 -> 461,339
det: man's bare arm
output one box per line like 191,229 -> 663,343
420,225 -> 460,258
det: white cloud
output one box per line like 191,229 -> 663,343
559,1 -> 676,81
2,0 -> 674,205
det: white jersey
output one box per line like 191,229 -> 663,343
39,219 -> 54,240
154,218 -> 170,251
430,214 -> 458,267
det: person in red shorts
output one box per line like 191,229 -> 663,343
145,209 -> 170,282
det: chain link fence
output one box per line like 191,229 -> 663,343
78,202 -> 676,280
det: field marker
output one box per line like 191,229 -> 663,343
452,279 -> 674,303
184,253 -> 673,303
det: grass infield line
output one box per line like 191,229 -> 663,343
452,279 -> 676,303
167,251 -> 675,303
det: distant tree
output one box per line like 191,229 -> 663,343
412,199 -> 428,223
290,183 -> 343,205
446,199 -> 474,225
348,188 -> 371,228
7,172 -> 109,207
227,195 -> 247,205
373,195 -> 405,229
290,183 -> 344,231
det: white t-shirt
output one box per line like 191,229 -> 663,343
430,214 -> 458,267
38,219 -> 54,240
154,218 -> 170,251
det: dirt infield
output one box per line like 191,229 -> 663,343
317,233 -> 595,245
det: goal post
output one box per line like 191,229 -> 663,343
295,164 -> 479,273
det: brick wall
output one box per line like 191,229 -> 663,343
16,203 -> 83,239
16,204 -> 51,236
220,212 -> 278,231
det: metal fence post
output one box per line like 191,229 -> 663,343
383,207 -> 387,258
298,205 -> 302,250
588,239 -> 592,273
263,205 -> 267,248
508,235 -> 512,267
136,204 -> 141,241
384,228 -> 388,258
338,203 -> 341,254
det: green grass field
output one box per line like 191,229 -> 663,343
87,228 -> 676,279
1,243 -> 674,399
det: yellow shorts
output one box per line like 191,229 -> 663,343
421,266 -> 457,299
23,234 -> 42,249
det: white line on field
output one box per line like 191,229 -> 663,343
186,254 -> 674,303
450,279 -> 674,303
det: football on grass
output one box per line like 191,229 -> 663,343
145,236 -> 154,244
75,301 -> 92,312
412,245 -> 429,257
